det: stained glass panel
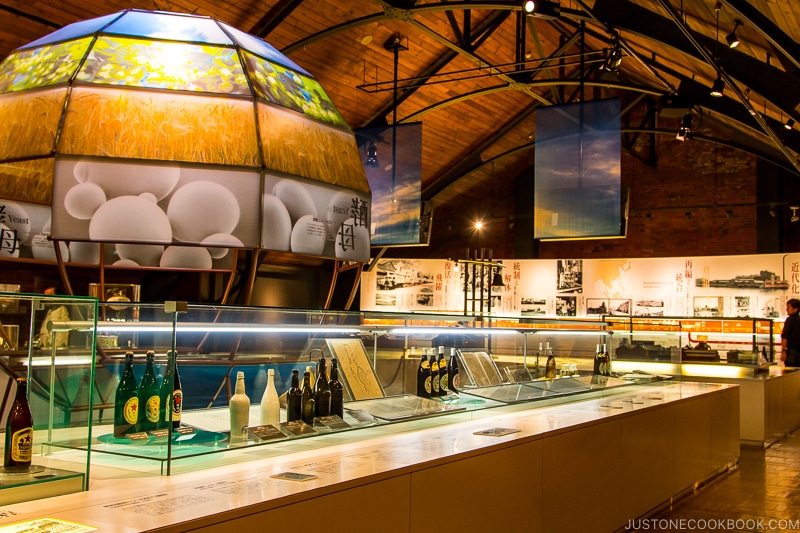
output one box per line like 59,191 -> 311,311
0,39 -> 91,94
76,36 -> 249,94
105,11 -> 233,45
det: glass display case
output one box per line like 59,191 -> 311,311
38,302 -> 635,476
0,292 -> 97,505
604,315 -> 776,379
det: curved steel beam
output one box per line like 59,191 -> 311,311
654,0 -> 800,175
401,78 -> 662,122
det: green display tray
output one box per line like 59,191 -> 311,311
97,429 -> 227,446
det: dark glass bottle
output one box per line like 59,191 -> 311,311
437,346 -> 448,396
286,369 -> 303,422
593,344 -> 603,375
602,343 -> 611,376
329,358 -> 344,418
114,351 -> 139,437
430,349 -> 440,397
315,356 -> 331,417
137,351 -> 160,432
448,348 -> 460,393
416,349 -> 431,398
545,342 -> 557,379
301,371 -> 315,425
159,351 -> 182,430
4,377 -> 33,470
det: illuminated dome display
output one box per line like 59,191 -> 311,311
0,10 -> 371,264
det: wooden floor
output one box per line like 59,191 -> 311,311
625,429 -> 800,532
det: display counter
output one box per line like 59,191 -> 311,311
0,381 -> 739,533
605,315 -> 800,446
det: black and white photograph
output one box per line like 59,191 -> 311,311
557,259 -> 583,293
521,297 -> 547,316
693,296 -> 723,317
556,295 -> 577,316
609,299 -> 631,315
735,296 -> 751,317
586,298 -> 609,315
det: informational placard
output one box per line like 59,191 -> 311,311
325,338 -> 384,400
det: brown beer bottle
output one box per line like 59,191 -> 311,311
4,377 -> 33,470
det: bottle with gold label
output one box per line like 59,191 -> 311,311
114,351 -> 139,437
430,349 -> 440,397
448,348 -> 460,393
4,377 -> 33,470
137,351 -> 160,433
437,346 -> 448,396
416,349 -> 431,398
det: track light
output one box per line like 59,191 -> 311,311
710,75 -> 725,97
676,112 -> 693,141
725,20 -> 742,48
602,36 -> 623,72
785,119 -> 795,130
365,140 -> 380,168
521,0 -> 561,19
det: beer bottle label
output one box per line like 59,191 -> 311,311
424,376 -> 431,394
123,397 -> 139,425
440,375 -> 448,391
10,427 -> 32,462
452,374 -> 460,390
421,361 -> 429,369
146,396 -> 160,423
172,391 -> 183,421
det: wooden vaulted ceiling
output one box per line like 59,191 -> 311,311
2,0 -> 800,260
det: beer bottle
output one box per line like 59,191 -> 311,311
159,351 -> 182,430
448,348 -> 460,393
593,344 -> 603,375
315,357 -> 331,417
114,351 -> 139,437
545,342 -> 557,379
430,349 -> 440,397
437,346 -> 448,396
170,351 -> 182,429
137,351 -> 160,433
4,377 -> 33,470
329,358 -> 344,418
301,371 -> 315,425
416,349 -> 431,398
602,343 -> 611,376
286,369 -> 303,422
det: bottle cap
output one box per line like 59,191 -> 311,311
268,369 -> 274,376
237,371 -> 244,379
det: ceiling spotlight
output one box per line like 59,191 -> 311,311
710,75 -> 725,97
522,0 -> 561,19
676,112 -> 693,141
725,20 -> 742,48
602,36 -> 623,72
785,118 -> 795,130
365,140 -> 380,168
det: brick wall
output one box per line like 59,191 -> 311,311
536,119 -> 758,259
